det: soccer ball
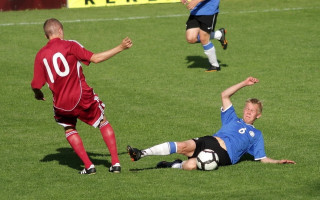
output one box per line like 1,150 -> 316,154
196,149 -> 219,171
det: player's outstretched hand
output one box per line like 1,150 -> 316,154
244,77 -> 259,86
121,37 -> 133,50
186,0 -> 200,10
279,159 -> 296,164
180,0 -> 188,5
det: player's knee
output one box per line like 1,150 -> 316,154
64,126 -> 75,132
99,116 -> 109,128
177,140 -> 195,156
185,34 -> 197,43
186,37 -> 197,44
182,159 -> 197,170
177,142 -> 188,153
65,128 -> 79,140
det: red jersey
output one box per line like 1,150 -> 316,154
31,38 -> 94,111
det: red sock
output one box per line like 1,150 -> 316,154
66,130 -> 92,169
100,122 -> 120,165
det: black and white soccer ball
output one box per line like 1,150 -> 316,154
196,149 -> 219,171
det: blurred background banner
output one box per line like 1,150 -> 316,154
67,0 -> 180,8
0,0 -> 179,11
0,0 -> 66,11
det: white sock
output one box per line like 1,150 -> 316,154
172,162 -> 183,169
210,30 -> 222,40
141,142 -> 177,157
203,42 -> 219,67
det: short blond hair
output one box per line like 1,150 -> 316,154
246,98 -> 263,113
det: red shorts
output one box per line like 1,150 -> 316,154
54,90 -> 105,128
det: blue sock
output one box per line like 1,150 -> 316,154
202,41 -> 214,50
169,142 -> 177,154
196,35 -> 200,43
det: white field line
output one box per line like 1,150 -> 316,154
0,6 -> 318,27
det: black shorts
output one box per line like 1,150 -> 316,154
190,136 -> 231,166
186,14 -> 218,34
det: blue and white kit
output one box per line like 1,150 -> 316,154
190,0 -> 220,16
213,105 -> 267,164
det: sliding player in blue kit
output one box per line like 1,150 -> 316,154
127,77 -> 296,170
181,0 -> 228,72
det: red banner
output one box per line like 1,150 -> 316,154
0,0 -> 66,11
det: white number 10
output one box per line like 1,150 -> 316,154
43,52 -> 70,83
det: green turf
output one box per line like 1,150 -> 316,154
0,0 -> 319,199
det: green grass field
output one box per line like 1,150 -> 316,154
0,0 -> 319,199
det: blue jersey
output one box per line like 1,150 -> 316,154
190,0 -> 220,16
213,105 -> 266,164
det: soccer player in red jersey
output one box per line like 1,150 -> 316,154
31,18 -> 132,174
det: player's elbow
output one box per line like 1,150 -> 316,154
90,54 -> 101,64
90,58 -> 99,64
221,91 -> 228,100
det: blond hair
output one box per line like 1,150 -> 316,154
246,98 -> 263,113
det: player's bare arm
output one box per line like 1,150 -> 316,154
32,88 -> 45,101
221,77 -> 259,110
260,157 -> 296,164
180,0 -> 188,5
186,0 -> 204,10
90,37 -> 132,64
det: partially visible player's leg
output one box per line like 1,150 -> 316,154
99,118 -> 121,173
207,13 -> 228,50
153,140 -> 197,169
78,92 -> 121,172
176,139 -> 197,157
210,28 -> 228,50
127,142 -> 177,161
210,30 -> 221,40
127,139 -> 196,161
185,27 -> 220,71
156,159 -> 183,169
156,158 -> 197,170
181,158 -> 197,170
208,13 -> 221,40
54,108 -> 95,174
199,30 -> 220,71
185,14 -> 201,44
65,127 -> 96,174
142,142 -> 178,156
186,27 -> 200,44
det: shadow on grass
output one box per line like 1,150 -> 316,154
128,154 -> 254,172
129,167 -> 159,172
239,153 -> 254,162
186,56 -> 228,69
40,147 -> 127,170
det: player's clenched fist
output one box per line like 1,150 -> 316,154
244,77 -> 259,86
121,37 -> 133,49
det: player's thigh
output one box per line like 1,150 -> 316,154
185,15 -> 200,43
78,95 -> 105,128
54,108 -> 78,128
198,14 -> 218,34
186,28 -> 200,43
177,139 -> 196,157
